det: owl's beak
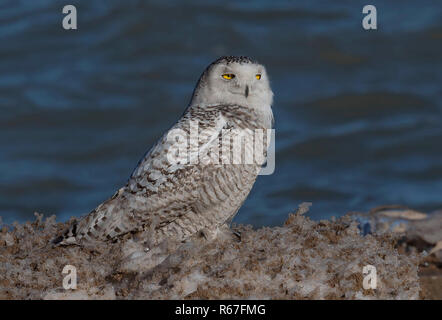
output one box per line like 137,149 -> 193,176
245,85 -> 249,98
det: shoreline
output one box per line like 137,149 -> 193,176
0,206 -> 440,300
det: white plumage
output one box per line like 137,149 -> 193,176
53,56 -> 274,247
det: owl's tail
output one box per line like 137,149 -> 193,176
51,200 -> 109,246
51,206 -> 109,246
51,188 -> 132,246
51,207 -> 107,246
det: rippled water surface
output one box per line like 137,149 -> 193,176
0,0 -> 441,226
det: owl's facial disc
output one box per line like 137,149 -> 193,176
217,64 -> 265,99
190,57 -> 273,109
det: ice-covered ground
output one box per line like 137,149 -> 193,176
1,203 -> 433,300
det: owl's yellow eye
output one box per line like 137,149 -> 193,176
255,74 -> 261,80
222,73 -> 235,80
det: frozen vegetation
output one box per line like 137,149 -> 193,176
1,204 -> 440,300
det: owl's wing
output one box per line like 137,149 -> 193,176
122,105 -> 228,232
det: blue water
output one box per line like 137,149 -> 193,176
0,0 -> 441,226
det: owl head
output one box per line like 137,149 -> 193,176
189,56 -> 273,111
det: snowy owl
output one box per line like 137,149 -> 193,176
53,56 -> 274,247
